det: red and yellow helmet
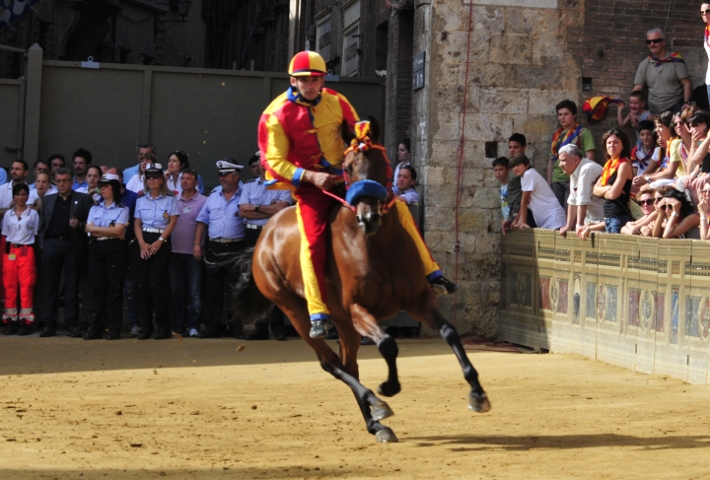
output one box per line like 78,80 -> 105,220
288,51 -> 327,77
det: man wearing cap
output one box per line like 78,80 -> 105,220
238,152 -> 291,341
258,50 -> 459,339
195,160 -> 245,339
38,167 -> 93,337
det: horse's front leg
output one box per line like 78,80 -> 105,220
350,304 -> 401,397
409,298 -> 492,413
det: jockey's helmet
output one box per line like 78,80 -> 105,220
288,51 -> 327,77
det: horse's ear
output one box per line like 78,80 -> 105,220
368,116 -> 381,144
341,120 -> 355,145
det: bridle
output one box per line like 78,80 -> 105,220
340,121 -> 396,215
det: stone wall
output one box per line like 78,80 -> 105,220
411,1 -> 708,337
412,1 -> 581,336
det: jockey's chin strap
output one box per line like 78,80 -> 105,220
339,121 -> 396,215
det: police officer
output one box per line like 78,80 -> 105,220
238,153 -> 291,341
133,163 -> 179,340
84,174 -> 129,340
194,160 -> 245,339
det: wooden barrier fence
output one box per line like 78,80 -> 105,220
501,229 -> 710,384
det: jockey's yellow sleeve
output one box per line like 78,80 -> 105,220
258,87 -> 359,188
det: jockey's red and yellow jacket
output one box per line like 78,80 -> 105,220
258,87 -> 359,189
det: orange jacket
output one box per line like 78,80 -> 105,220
258,87 -> 359,189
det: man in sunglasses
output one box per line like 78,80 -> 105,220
633,27 -> 691,114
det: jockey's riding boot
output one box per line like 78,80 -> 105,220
430,276 -> 460,296
309,320 -> 327,339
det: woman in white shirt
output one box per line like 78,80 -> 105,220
1,184 -> 39,335
126,152 -> 154,194
166,150 -> 190,194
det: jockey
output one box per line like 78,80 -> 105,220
258,50 -> 458,339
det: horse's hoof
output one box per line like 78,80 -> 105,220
377,381 -> 401,397
371,400 -> 394,421
376,427 -> 398,443
468,392 -> 491,413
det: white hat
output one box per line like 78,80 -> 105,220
98,173 -> 120,184
216,159 -> 244,174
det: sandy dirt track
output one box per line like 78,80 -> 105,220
1,336 -> 710,479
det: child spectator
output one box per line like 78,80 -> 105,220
631,120 -> 657,176
617,91 -> 655,141
548,100 -> 596,211
393,165 -> 420,205
510,153 -> 566,231
632,111 -> 680,190
505,133 -> 536,230
508,133 -> 527,157
493,157 -> 514,233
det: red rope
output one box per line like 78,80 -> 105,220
451,2 -> 475,326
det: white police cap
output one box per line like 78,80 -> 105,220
98,173 -> 120,184
145,163 -> 163,174
216,159 -> 244,174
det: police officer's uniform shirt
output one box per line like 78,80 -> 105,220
88,202 -> 130,230
2,208 -> 39,245
135,192 -> 179,230
196,187 -> 244,240
237,177 -> 291,226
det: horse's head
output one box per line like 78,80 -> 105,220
341,118 -> 393,236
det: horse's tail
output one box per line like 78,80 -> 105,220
232,248 -> 274,323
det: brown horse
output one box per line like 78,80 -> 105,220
233,119 -> 490,443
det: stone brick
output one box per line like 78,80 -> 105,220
473,187 -> 501,210
527,89 -> 577,115
463,114 -> 514,142
479,88 -> 528,114
423,229 -> 458,253
489,33 -> 532,66
465,63 -> 508,89
424,184 -> 460,208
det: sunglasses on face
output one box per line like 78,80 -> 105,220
638,199 -> 655,206
702,10 -> 710,15
145,174 -> 161,180
646,38 -> 664,44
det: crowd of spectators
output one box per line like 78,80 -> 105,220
496,21 -> 710,242
0,138 -> 419,340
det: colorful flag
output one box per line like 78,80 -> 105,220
582,96 -> 622,122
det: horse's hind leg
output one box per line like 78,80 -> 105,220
408,297 -> 491,413
350,304 -> 401,397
